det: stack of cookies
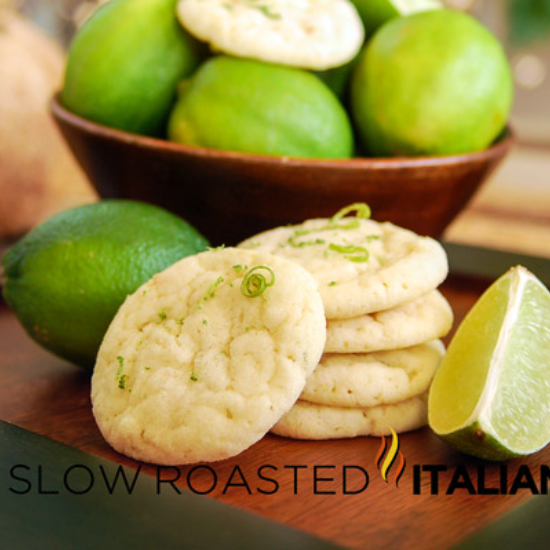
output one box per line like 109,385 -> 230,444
91,204 -> 453,466
239,204 -> 453,438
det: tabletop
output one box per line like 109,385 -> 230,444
2,273 -> 549,550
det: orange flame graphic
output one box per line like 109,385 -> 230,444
375,427 -> 406,487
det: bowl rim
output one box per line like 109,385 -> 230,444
51,93 -> 515,169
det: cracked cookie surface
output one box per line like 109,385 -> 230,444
272,394 -> 428,439
301,341 -> 444,408
91,248 -> 326,465
239,218 -> 448,319
326,291 -> 453,353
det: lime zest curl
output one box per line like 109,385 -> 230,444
288,232 -> 325,248
330,203 -> 371,225
241,266 -> 275,298
286,202 -> 372,249
329,243 -> 369,263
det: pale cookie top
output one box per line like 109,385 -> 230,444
239,213 -> 448,319
91,248 -> 326,465
326,290 -> 453,353
177,0 -> 364,70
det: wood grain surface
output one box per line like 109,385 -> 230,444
1,276 -> 547,550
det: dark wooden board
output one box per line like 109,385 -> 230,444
1,276 -> 547,550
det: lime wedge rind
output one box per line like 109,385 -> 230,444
429,266 -> 550,461
440,423 -> 522,462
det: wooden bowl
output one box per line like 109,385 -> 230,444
51,94 -> 513,245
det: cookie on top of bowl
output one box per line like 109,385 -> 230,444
176,0 -> 365,70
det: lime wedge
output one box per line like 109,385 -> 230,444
428,266 -> 550,461
351,0 -> 443,36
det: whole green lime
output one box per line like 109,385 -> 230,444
1,200 -> 208,368
314,57 -> 358,101
61,0 -> 201,137
351,10 -> 513,156
168,56 -> 354,159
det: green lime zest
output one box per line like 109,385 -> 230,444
207,276 -> 224,298
116,356 -> 128,390
207,244 -> 226,252
330,202 -> 371,223
288,233 -> 325,248
241,266 -> 275,298
118,374 -> 128,390
329,281 -> 338,287
286,203 -> 372,248
116,356 -> 124,378
245,1 -> 281,20
329,243 -> 369,263
196,276 -> 224,309
158,308 -> 167,321
190,372 -> 198,382
257,5 -> 282,19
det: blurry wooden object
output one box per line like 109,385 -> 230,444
0,9 -> 96,240
51,95 -> 513,246
445,145 -> 550,259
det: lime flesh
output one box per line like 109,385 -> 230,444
429,266 -> 550,460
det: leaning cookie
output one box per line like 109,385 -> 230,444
301,341 -> 445,408
91,248 -> 326,465
271,394 -> 428,439
325,291 -> 453,353
239,207 -> 448,319
177,0 -> 364,70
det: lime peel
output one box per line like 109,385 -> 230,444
429,266 -> 550,461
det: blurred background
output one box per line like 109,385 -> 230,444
1,0 -> 549,257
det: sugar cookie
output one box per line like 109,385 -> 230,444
239,212 -> 448,319
301,341 -> 444,408
177,0 -> 364,70
326,291 -> 452,353
92,248 -> 326,465
272,394 -> 428,439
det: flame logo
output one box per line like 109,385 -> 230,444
375,427 -> 406,487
